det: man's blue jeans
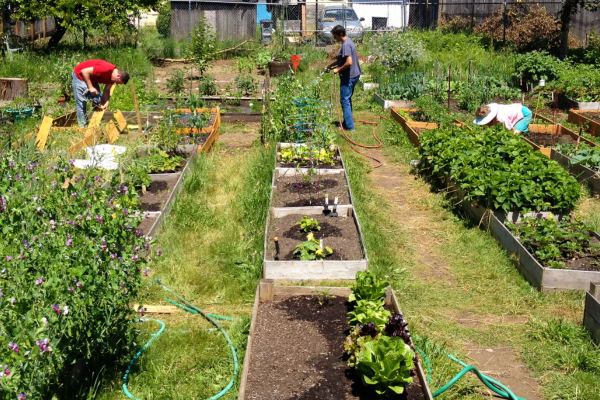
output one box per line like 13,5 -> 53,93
72,72 -> 101,127
340,75 -> 359,131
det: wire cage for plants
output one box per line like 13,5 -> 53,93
293,98 -> 331,127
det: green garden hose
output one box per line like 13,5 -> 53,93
122,286 -> 240,400
414,337 -> 526,400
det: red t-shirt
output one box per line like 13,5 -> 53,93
74,60 -> 115,85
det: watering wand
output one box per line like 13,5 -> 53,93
317,68 -> 331,79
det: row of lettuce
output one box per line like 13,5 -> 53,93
344,271 -> 417,396
417,123 -> 598,270
0,151 -> 153,399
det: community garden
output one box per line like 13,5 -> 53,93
1,4 -> 600,399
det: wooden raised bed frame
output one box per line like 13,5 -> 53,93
238,281 -> 434,400
569,109 -> 600,137
584,282 -> 600,345
391,108 -> 600,291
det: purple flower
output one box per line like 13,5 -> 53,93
72,192 -> 77,197
17,393 -> 26,400
18,254 -> 24,260
41,317 -> 47,326
157,249 -> 162,256
66,239 -> 72,247
132,255 -> 139,261
51,305 -> 60,314
8,342 -> 18,353
5,256 -> 11,261
1,269 -> 6,274
68,287 -> 74,292
69,159 -> 75,167
10,298 -> 15,305
76,281 -> 82,288
0,289 -> 2,298
142,269 -> 150,277
37,206 -> 42,213
1,365 -> 10,377
35,339 -> 50,353
63,306 -> 69,316
140,308 -> 146,316
35,277 -> 45,285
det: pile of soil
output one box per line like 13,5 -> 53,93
266,213 -> 363,260
138,179 -> 176,212
272,173 -> 350,207
245,295 -> 425,400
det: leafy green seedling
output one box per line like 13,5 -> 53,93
296,216 -> 321,232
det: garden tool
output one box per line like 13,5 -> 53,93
318,68 -> 330,79
86,89 -> 103,108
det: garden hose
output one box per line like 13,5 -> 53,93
331,76 -> 385,168
123,319 -> 166,400
414,337 -> 526,400
122,285 -> 240,400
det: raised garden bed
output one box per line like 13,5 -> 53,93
276,143 -> 345,175
584,282 -> 600,345
272,171 -> 351,208
374,92 -> 415,110
359,76 -> 379,91
569,109 -> 600,136
239,282 -> 433,400
263,207 -> 368,280
559,93 -> 600,111
390,108 -> 464,147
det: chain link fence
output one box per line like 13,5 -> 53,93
154,0 -> 599,47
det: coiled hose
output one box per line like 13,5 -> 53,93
414,338 -> 526,400
122,284 -> 240,400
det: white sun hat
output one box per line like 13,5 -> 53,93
473,103 -> 499,125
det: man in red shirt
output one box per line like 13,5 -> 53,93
72,60 -> 130,127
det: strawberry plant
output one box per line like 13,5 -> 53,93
419,125 -> 582,213
506,216 -> 599,269
0,153 -> 153,398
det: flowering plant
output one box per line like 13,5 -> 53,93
369,32 -> 426,71
0,152 -> 151,398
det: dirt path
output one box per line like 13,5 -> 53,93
352,143 -> 543,400
218,121 -> 261,151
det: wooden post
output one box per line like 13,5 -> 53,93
130,82 -> 142,133
435,61 -> 439,94
301,3 -> 306,36
447,65 -> 451,109
259,279 -> 274,302
469,59 -> 473,82
0,78 -> 29,100
591,282 -> 600,300
43,19 -> 46,39
15,22 -> 18,36
30,22 -> 34,41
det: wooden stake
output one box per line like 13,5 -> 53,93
469,59 -> 473,82
130,82 -> 142,135
30,22 -> 34,41
447,65 -> 451,109
43,19 -> 46,39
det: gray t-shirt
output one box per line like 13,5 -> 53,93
337,38 -> 361,80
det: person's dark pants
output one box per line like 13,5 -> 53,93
340,75 -> 360,131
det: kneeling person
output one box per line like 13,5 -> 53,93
72,60 -> 130,127
474,103 -> 532,134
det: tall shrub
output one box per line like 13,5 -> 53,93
156,1 -> 173,38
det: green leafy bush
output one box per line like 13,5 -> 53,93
419,125 -> 582,213
513,50 -> 562,85
344,324 -> 381,367
188,13 -> 217,75
369,32 -> 426,71
348,299 -> 392,331
456,76 -> 522,112
166,68 -> 186,96
507,216 -> 598,269
349,270 -> 388,302
355,336 -> 415,396
0,153 -> 151,398
198,75 -> 219,96
380,72 -> 427,101
156,2 -> 173,38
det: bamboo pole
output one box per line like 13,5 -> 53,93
130,82 -> 142,135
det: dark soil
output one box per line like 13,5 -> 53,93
138,178 -> 177,212
180,132 -> 210,146
266,213 -> 363,261
137,215 -> 158,235
272,173 -> 350,207
562,236 -> 600,272
174,111 -> 217,129
278,159 -> 343,169
523,132 -> 576,147
245,295 -> 425,400
582,112 -> 600,124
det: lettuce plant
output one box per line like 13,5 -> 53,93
385,314 -> 412,345
344,323 -> 381,367
356,336 -> 415,396
348,299 -> 392,331
349,270 -> 388,302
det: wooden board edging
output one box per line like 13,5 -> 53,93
584,285 -> 600,345
569,109 -> 600,136
238,282 -> 434,400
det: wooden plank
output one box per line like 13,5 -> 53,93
591,281 -> 600,299
133,304 -> 179,314
259,279 -> 274,301
87,109 -> 105,131
271,204 -> 353,218
66,130 -> 103,154
115,110 -> 128,131
585,291 -> 600,330
539,147 -> 552,158
569,109 -> 600,136
198,109 -> 221,153
52,111 -> 78,128
106,121 -> 120,144
34,116 -> 53,150
238,286 -> 260,400
584,311 -> 600,345
263,260 -> 367,280
130,82 -> 142,134
273,286 -> 353,296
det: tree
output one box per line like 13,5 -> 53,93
559,0 -> 600,59
0,0 -> 161,47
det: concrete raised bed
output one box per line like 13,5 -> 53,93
359,76 -> 379,91
568,109 -> 600,136
238,281 -> 434,400
560,93 -> 600,111
374,92 -> 415,110
584,282 -> 600,345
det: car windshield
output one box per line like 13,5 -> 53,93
323,9 -> 359,21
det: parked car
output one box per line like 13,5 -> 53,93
317,6 -> 365,44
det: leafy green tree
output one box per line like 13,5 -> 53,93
559,0 -> 600,59
156,1 -> 172,38
0,0 -> 161,47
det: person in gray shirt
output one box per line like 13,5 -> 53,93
326,25 -> 362,131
